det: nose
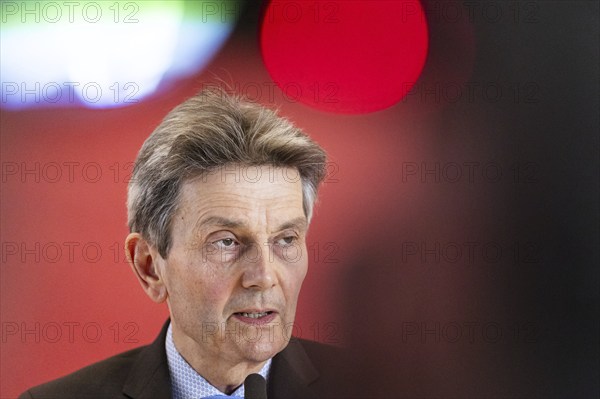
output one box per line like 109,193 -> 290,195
241,243 -> 277,290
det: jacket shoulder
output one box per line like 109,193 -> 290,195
293,338 -> 347,368
277,338 -> 360,398
19,346 -> 147,399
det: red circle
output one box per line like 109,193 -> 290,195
260,0 -> 429,114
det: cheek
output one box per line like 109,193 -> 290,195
284,259 -> 308,299
296,247 -> 309,281
166,260 -> 232,307
203,279 -> 232,304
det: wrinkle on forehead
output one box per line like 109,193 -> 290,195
171,166 -> 305,247
182,165 -> 303,201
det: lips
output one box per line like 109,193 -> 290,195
237,311 -> 271,319
232,310 -> 277,325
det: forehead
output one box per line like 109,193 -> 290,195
176,165 -> 305,220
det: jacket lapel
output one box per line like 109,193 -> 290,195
122,321 -> 172,399
268,338 -> 320,399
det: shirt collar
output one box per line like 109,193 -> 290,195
165,322 -> 271,399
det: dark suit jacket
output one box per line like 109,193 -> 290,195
19,321 -> 354,399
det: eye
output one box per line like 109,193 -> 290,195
276,236 -> 296,246
213,237 -> 239,249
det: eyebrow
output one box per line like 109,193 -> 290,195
197,216 -> 246,230
276,217 -> 308,233
195,216 -> 308,233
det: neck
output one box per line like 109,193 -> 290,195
171,325 -> 267,394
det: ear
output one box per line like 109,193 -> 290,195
125,233 -> 167,303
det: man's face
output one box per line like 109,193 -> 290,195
158,165 -> 308,365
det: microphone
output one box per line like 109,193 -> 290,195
244,373 -> 267,399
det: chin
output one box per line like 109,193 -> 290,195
237,337 -> 287,363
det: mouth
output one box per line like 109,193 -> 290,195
232,310 -> 277,325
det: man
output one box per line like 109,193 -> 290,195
20,89 -> 351,398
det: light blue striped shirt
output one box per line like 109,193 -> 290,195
165,323 -> 271,399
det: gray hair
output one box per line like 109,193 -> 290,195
127,88 -> 327,259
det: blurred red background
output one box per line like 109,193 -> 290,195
1,1 -> 598,398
